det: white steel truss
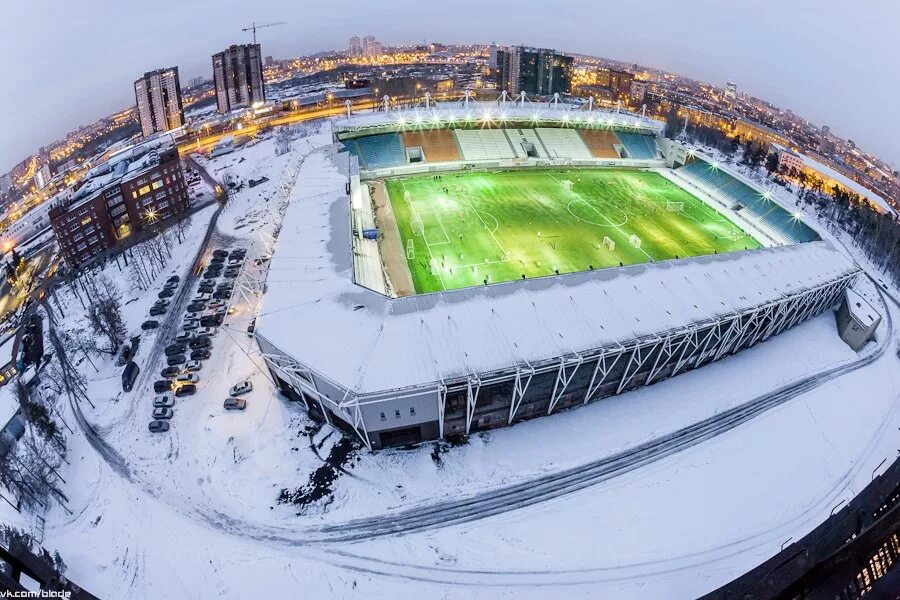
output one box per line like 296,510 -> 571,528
258,272 -> 857,449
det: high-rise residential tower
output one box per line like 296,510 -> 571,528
212,44 -> 266,113
134,67 -> 185,137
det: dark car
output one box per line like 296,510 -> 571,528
212,249 -> 229,258
165,343 -> 187,356
158,289 -> 174,299
198,284 -> 215,293
185,304 -> 206,314
200,315 -> 222,328
149,306 -> 167,317
229,248 -> 247,258
210,256 -> 225,265
175,384 -> 197,397
213,290 -> 232,300
166,354 -> 187,366
190,348 -> 211,361
223,269 -> 239,279
141,320 -> 159,330
122,361 -> 140,392
203,272 -> 220,280
148,420 -> 170,433
167,275 -> 180,284
189,337 -> 211,350
160,366 -> 181,378
247,319 -> 256,335
153,379 -> 173,393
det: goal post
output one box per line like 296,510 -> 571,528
406,239 -> 415,260
666,201 -> 684,212
411,217 -> 424,237
602,236 -> 615,251
629,234 -> 642,248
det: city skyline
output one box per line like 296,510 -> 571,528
1,0 -> 898,173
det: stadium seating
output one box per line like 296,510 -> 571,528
352,133 -> 407,170
615,132 -> 660,160
534,128 -> 593,159
677,160 -> 819,243
578,130 -> 622,159
505,128 -> 550,158
401,130 -> 462,163
454,129 -> 519,161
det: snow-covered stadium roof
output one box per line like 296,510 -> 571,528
256,146 -> 858,397
332,101 -> 665,138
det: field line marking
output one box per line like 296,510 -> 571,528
401,182 -> 446,291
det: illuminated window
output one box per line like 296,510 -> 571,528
80,217 -> 91,226
138,185 -> 151,196
152,180 -> 163,190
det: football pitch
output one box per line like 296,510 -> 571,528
382,169 -> 761,294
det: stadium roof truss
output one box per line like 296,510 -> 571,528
254,128 -> 860,450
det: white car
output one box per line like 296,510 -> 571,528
194,293 -> 211,302
183,360 -> 202,372
153,395 -> 174,408
175,373 -> 199,384
196,326 -> 218,337
229,381 -> 252,396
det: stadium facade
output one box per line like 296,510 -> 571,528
255,101 -> 859,449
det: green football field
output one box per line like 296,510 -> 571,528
384,169 -> 761,294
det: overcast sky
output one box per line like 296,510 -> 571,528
2,0 -> 897,173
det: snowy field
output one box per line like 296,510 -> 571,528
1,125 -> 897,599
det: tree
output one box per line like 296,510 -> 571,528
765,152 -> 779,177
83,274 -> 127,354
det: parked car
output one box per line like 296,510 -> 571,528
153,395 -> 174,408
160,366 -> 181,378
174,331 -> 195,343
152,407 -> 174,420
175,373 -> 199,385
210,256 -> 225,265
175,384 -> 197,397
149,306 -> 167,317
213,290 -> 231,300
223,397 -> 247,411
229,248 -> 247,259
229,381 -> 252,396
122,361 -> 140,392
200,315 -> 222,328
166,354 -> 187,366
153,298 -> 170,308
153,380 -> 173,393
148,420 -> 170,433
141,320 -> 160,330
157,289 -> 174,299
216,282 -> 233,292
194,293 -> 211,302
183,360 -> 202,372
165,343 -> 186,356
189,348 -> 211,361
182,319 -> 199,330
167,275 -> 180,284
203,271 -> 220,280
189,337 -> 211,349
247,319 -> 256,335
186,304 -> 206,314
212,249 -> 229,259
195,326 -> 217,337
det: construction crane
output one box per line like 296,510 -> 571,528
242,21 -> 287,45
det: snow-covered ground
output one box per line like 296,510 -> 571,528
1,125 -> 897,599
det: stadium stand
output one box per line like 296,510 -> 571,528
454,129 -> 519,161
351,133 -> 406,170
505,128 -> 550,158
678,160 -> 819,243
578,130 -> 623,159
400,130 -> 462,163
616,132 -> 660,160
534,128 -> 594,159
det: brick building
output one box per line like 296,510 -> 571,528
50,136 -> 189,267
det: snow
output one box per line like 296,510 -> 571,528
771,143 -> 896,214
0,333 -> 16,365
0,382 -> 19,429
258,144 -> 858,397
0,121 -> 895,600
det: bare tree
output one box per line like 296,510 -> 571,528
83,274 -> 127,354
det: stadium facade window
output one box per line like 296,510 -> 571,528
409,407 -> 415,416
395,409 -> 401,419
380,412 -> 386,421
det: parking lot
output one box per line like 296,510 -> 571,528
140,246 -> 255,432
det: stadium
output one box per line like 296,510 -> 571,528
255,100 -> 859,449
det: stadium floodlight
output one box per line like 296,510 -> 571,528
396,115 -> 408,127
762,190 -> 772,200
414,113 -> 424,126
431,113 -> 441,125
711,161 -> 720,169
793,211 -> 802,220
530,112 -> 541,122
481,109 -> 493,122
